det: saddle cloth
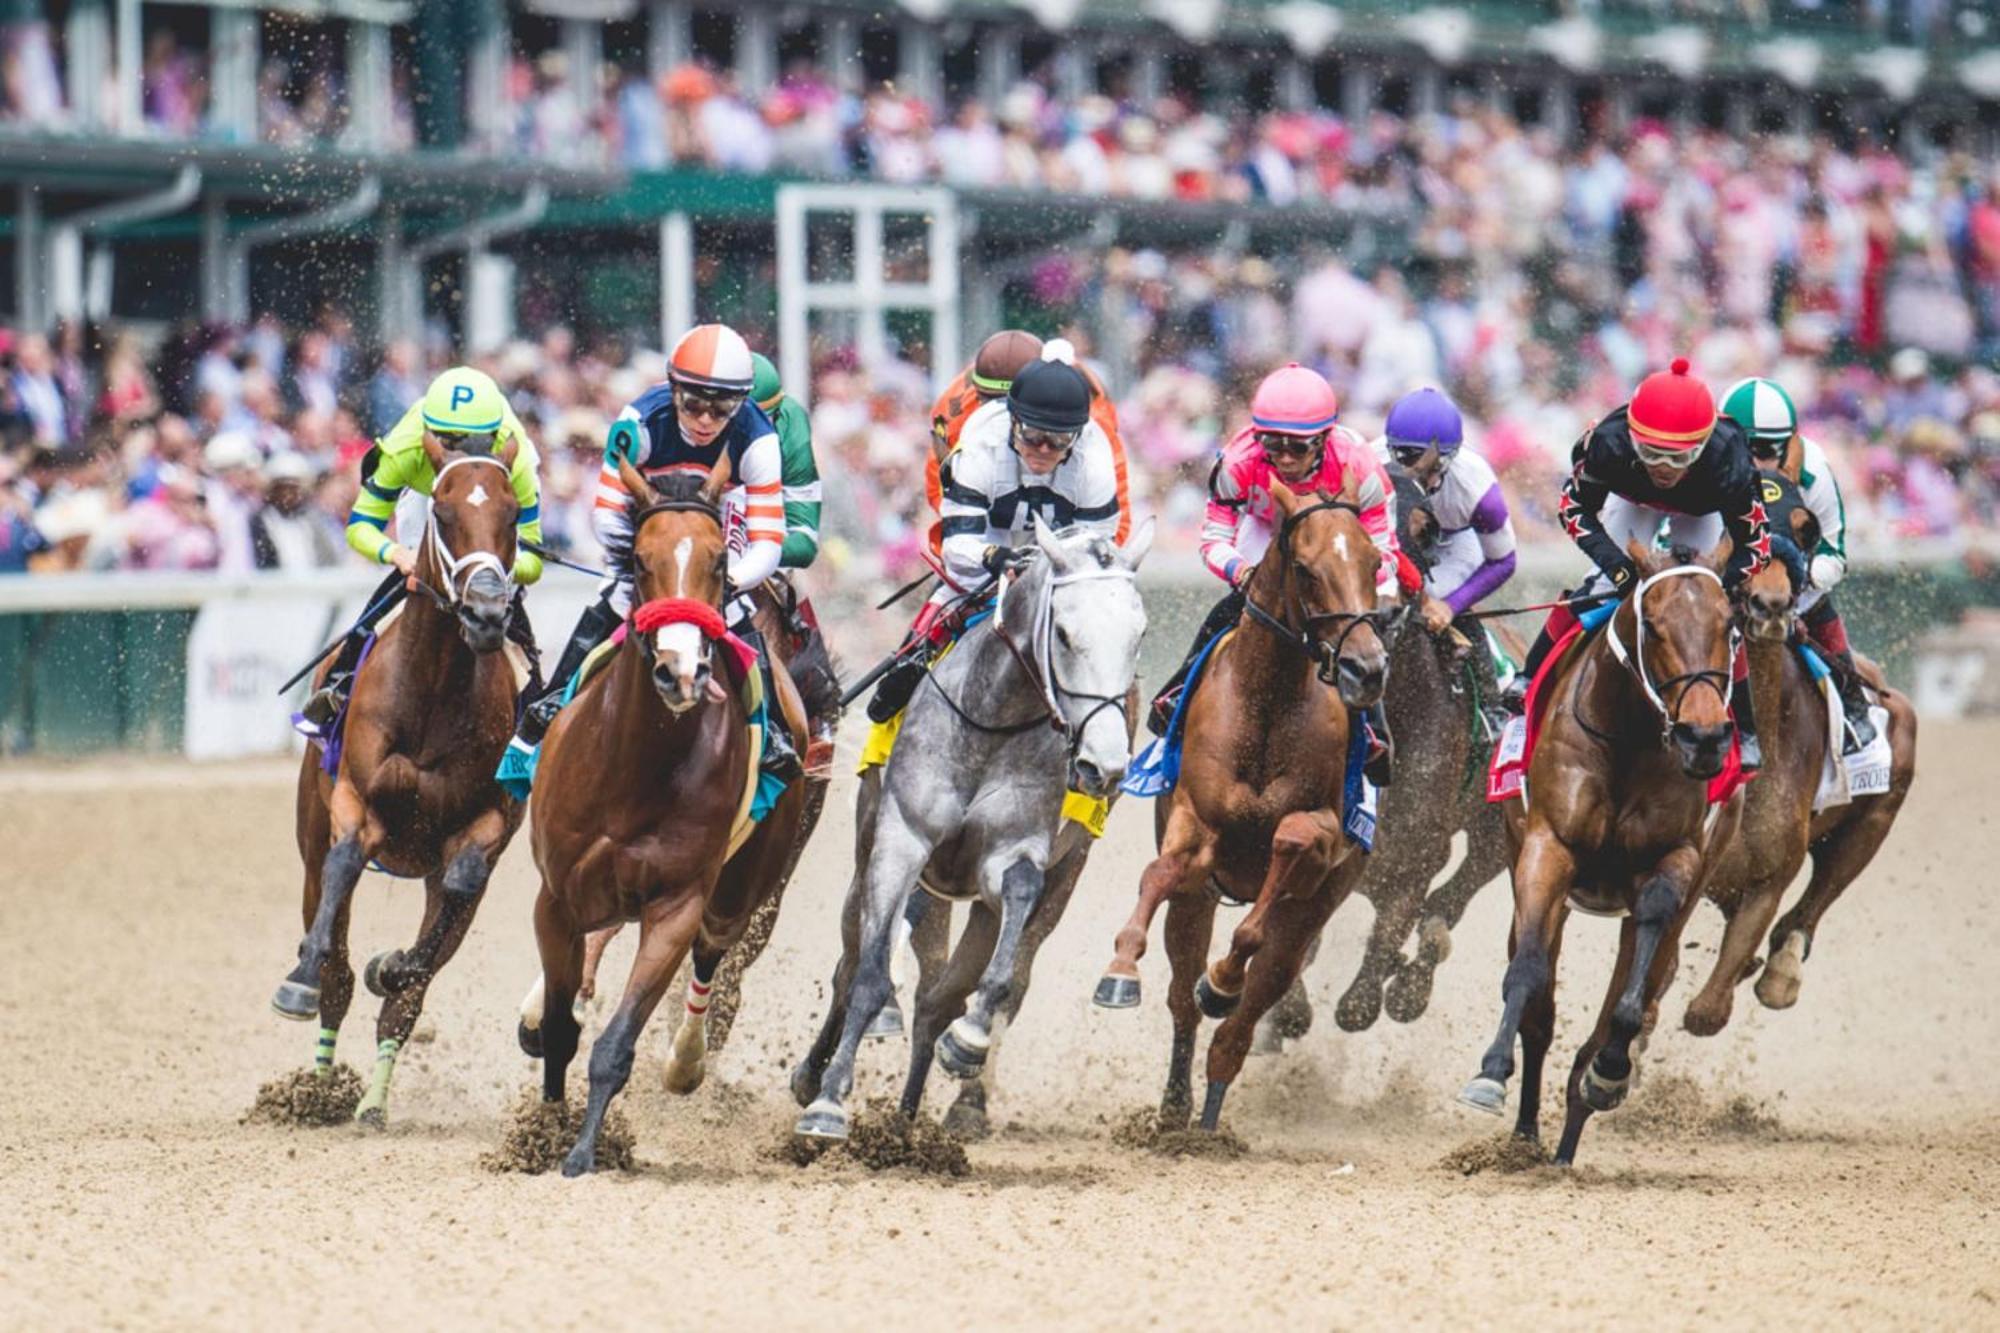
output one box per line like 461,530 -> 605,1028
1796,644 -> 1893,812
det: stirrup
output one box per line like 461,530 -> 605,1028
1145,687 -> 1181,738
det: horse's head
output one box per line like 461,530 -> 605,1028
1387,464 -> 1439,574
1622,539 -> 1738,779
615,456 -> 731,714
1740,469 -> 1819,641
420,429 -> 519,654
1269,478 -> 1390,708
1028,514 -> 1154,799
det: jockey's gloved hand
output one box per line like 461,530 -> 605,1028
1606,558 -> 1638,592
981,544 -> 1028,578
1230,561 -> 1257,590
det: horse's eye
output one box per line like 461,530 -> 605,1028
1056,625 -> 1071,650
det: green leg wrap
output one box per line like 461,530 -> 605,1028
355,1038 -> 401,1125
313,1027 -> 338,1075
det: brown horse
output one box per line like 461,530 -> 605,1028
520,460 -> 808,1177
1096,481 -> 1395,1131
272,434 -> 526,1126
1460,541 -> 1745,1164
1683,469 -> 1918,1034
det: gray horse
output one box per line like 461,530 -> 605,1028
793,517 -> 1154,1141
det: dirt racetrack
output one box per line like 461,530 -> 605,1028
4,721 -> 1998,1331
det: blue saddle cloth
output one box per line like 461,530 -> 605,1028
1122,627 -> 1377,852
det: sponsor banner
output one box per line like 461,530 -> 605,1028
184,597 -> 337,760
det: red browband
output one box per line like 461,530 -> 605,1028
631,597 -> 727,639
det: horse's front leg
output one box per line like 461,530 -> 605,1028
1390,807 -> 1509,1023
900,901 -> 997,1122
794,810 -> 937,1142
1097,801 -> 1203,1008
1204,809 -> 1340,1014
1577,846 -> 1702,1121
1459,823 -> 1572,1119
934,849 -> 1046,1083
1684,876 -> 1783,1037
273,781 -> 372,1021
1201,881 -> 1346,1130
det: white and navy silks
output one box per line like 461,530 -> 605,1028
934,399 -> 1123,597
1381,441 -> 1517,615
1790,435 -> 1848,614
592,383 -> 787,626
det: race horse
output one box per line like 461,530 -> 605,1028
1095,482 -> 1397,1132
792,518 -> 1153,1143
1459,541 -> 1746,1164
271,433 -> 526,1126
1683,469 -> 1917,1035
520,460 -> 808,1176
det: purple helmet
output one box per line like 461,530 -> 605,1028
1384,387 -> 1464,457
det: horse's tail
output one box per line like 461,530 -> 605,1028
367,755 -> 424,824
792,633 -> 845,729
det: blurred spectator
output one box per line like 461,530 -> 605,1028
250,452 -> 340,570
368,339 -> 423,436
201,432 -> 262,572
12,335 -> 68,444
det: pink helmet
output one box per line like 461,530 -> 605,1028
1250,363 -> 1340,436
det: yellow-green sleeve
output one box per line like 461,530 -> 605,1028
506,415 -> 545,584
346,435 -> 421,563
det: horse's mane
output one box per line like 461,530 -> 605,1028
603,468 -> 715,581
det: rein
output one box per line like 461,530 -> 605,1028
1242,497 -> 1406,683
413,454 -> 516,614
1604,563 -> 1738,745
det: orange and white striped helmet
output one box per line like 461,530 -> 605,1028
667,324 -> 755,394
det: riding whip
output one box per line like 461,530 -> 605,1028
276,581 -> 408,695
521,538 -> 609,580
1458,589 -> 1623,622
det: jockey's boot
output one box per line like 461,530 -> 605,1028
509,593 -> 619,754
1827,649 -> 1878,750
1733,682 -> 1762,774
299,569 -> 406,735
867,599 -> 958,725
738,625 -> 803,785
1501,624 -> 1558,715
1362,700 -> 1394,787
1147,588 -> 1246,737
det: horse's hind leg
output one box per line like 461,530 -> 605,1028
1391,810 -> 1508,1023
1337,840 -> 1438,1033
901,902 -> 998,1122
273,801 -> 369,1022
1202,884 -> 1344,1130
526,882 -> 584,1104
935,853 -> 1046,1083
1157,891 -> 1217,1131
565,891 -> 703,1178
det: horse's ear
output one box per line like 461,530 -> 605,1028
1337,469 -> 1361,505
494,433 -> 519,469
1032,512 -> 1065,567
700,453 -> 734,508
422,429 -> 452,475
1269,478 -> 1298,517
1119,514 -> 1156,569
617,456 -> 657,507
1625,538 -> 1657,575
1706,534 -> 1734,575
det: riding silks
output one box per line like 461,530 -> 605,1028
857,623 -> 1112,839
1123,626 -> 1376,850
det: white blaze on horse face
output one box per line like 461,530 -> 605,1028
673,536 -> 692,595
467,482 -> 489,508
1334,531 -> 1350,561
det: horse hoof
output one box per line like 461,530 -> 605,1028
1457,1076 -> 1506,1116
789,1061 -> 822,1109
794,1100 -> 850,1142
1194,974 -> 1239,1020
660,1058 -> 705,1097
865,996 -> 905,1041
1582,1064 -> 1630,1113
1093,974 -> 1141,1009
1682,997 -> 1730,1038
935,1022 -> 989,1080
517,1020 -> 543,1059
1334,983 -> 1381,1033
560,1146 -> 595,1178
355,1104 -> 386,1131
362,950 -> 402,998
270,980 -> 320,1022
941,1099 -> 991,1142
1755,931 -> 1807,1010
1249,1021 -> 1284,1058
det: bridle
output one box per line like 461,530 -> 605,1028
414,454 -> 515,614
626,492 -> 728,668
926,555 -> 1138,758
1241,497 -> 1406,686
1604,563 -> 1738,745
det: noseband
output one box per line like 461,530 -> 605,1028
1605,563 -> 1738,746
415,454 -> 515,614
626,493 -> 728,658
1242,497 -> 1406,685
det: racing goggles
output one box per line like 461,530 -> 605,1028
1388,440 -> 1442,471
1631,431 -> 1709,471
677,387 -> 747,423
1013,423 -> 1081,455
1255,429 -> 1326,461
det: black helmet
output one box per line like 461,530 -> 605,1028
1007,359 -> 1091,433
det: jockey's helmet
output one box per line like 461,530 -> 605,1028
1720,376 -> 1798,461
1250,363 -> 1340,436
972,329 -> 1044,397
1628,358 -> 1717,470
1385,386 -> 1464,489
750,351 -> 784,414
668,324 -> 755,395
421,367 -> 507,438
1008,357 -> 1092,434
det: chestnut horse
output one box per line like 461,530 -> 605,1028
1683,468 -> 1917,1034
1459,541 -> 1745,1164
1096,482 -> 1397,1132
272,434 -> 526,1126
521,461 -> 807,1177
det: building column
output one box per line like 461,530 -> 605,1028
1413,63 -> 1442,118
114,0 -> 140,132
898,19 -> 939,103
562,17 -> 601,150
1133,40 -> 1164,105
1277,55 -> 1310,112
1543,72 -> 1574,141
1342,58 -> 1374,125
660,211 -> 694,348
209,5 -> 259,143
736,7 -> 775,97
16,186 -> 44,331
200,194 -> 229,323
65,0 -> 110,131
648,0 -> 690,77
346,20 -> 391,150
424,0 -> 482,148
977,25 -> 1019,102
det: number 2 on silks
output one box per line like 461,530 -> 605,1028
607,420 -> 644,467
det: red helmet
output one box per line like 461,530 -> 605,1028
1249,363 -> 1340,436
1628,357 -> 1716,452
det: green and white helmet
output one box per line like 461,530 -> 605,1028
1720,377 -> 1797,457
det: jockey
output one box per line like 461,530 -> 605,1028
750,352 -> 822,570
1378,386 -> 1517,634
1720,375 -> 1876,748
1505,357 -> 1773,769
1147,362 -> 1419,785
299,367 -> 543,735
505,323 -> 800,781
869,348 -> 1122,722
927,330 -> 1132,545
